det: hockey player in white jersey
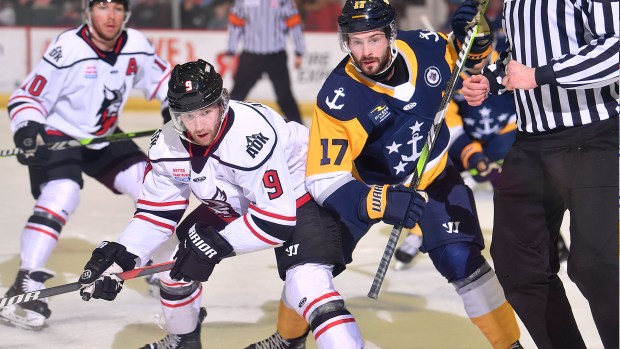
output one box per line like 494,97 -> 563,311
77,59 -> 364,349
0,0 -> 171,330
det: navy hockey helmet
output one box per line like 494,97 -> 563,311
338,0 -> 398,76
168,59 -> 230,140
337,0 -> 396,35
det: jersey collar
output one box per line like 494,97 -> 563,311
78,25 -> 128,66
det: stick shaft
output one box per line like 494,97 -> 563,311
368,0 -> 489,299
0,129 -> 158,158
0,261 -> 174,307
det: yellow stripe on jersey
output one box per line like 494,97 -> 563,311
418,151 -> 448,190
498,121 -> 517,135
444,99 -> 462,129
306,107 -> 369,177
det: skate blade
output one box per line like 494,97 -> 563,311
0,305 -> 46,331
393,261 -> 412,271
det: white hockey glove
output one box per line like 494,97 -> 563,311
79,241 -> 137,301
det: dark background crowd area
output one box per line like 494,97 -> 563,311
0,0 -> 468,32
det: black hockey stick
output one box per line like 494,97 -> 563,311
368,0 -> 490,299
0,260 -> 174,307
0,129 -> 158,158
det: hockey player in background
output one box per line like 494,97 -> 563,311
0,0 -> 171,330
394,31 -> 570,270
246,1 -> 525,348
78,59 -> 366,349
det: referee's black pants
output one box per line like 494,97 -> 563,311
230,50 -> 302,124
491,117 -> 619,349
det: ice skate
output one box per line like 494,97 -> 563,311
140,307 -> 206,349
245,329 -> 309,349
0,268 -> 54,331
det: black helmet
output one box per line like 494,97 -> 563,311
87,0 -> 129,11
337,0 -> 396,34
167,59 -> 229,141
168,59 -> 224,113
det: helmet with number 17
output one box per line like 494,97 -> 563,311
337,0 -> 398,76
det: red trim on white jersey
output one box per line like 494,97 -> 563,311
149,70 -> 171,101
248,204 -> 296,223
136,199 -> 189,211
134,213 -> 175,232
243,214 -> 280,245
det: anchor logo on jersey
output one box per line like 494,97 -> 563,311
385,120 -> 425,175
325,88 -> 345,110
466,106 -> 505,139
93,84 -> 126,136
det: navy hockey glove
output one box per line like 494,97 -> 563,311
361,184 -> 429,229
171,222 -> 234,282
13,121 -> 50,167
451,0 -> 492,65
79,241 -> 137,301
467,152 -> 503,186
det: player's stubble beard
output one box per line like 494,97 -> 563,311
354,49 -> 390,77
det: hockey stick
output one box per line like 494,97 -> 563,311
0,129 -> 158,158
0,260 -> 174,307
368,0 -> 490,299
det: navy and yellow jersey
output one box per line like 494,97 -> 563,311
306,29 -> 457,234
446,62 -> 517,170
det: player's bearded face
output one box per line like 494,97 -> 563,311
180,105 -> 223,146
89,2 -> 125,42
348,31 -> 390,76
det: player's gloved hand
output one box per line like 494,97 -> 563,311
467,152 -> 502,185
361,184 -> 429,229
79,241 -> 137,301
451,0 -> 492,65
170,222 -> 234,282
13,121 -> 50,167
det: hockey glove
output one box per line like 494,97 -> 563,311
79,241 -> 137,301
360,184 -> 429,229
13,121 -> 50,167
467,152 -> 503,186
451,0 -> 492,66
171,222 -> 234,282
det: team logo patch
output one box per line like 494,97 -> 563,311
424,66 -> 441,87
325,87 -> 345,110
246,133 -> 269,158
85,66 -> 97,79
49,46 -> 62,62
193,176 -> 206,183
172,168 -> 190,182
368,103 -> 391,126
403,102 -> 417,111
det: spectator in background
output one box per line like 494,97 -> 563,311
226,0 -> 305,125
205,0 -> 230,30
180,0 -> 209,29
0,0 -> 16,25
299,0 -> 341,32
56,0 -> 82,27
128,0 -> 171,28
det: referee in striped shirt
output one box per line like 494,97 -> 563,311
462,0 -> 619,348
226,0 -> 305,124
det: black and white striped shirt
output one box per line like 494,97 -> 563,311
487,0 -> 619,133
227,0 -> 305,56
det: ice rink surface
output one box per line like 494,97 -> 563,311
0,111 -> 603,348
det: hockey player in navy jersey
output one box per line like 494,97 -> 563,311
77,59 -> 364,349
246,1 -> 524,349
0,0 -> 171,330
